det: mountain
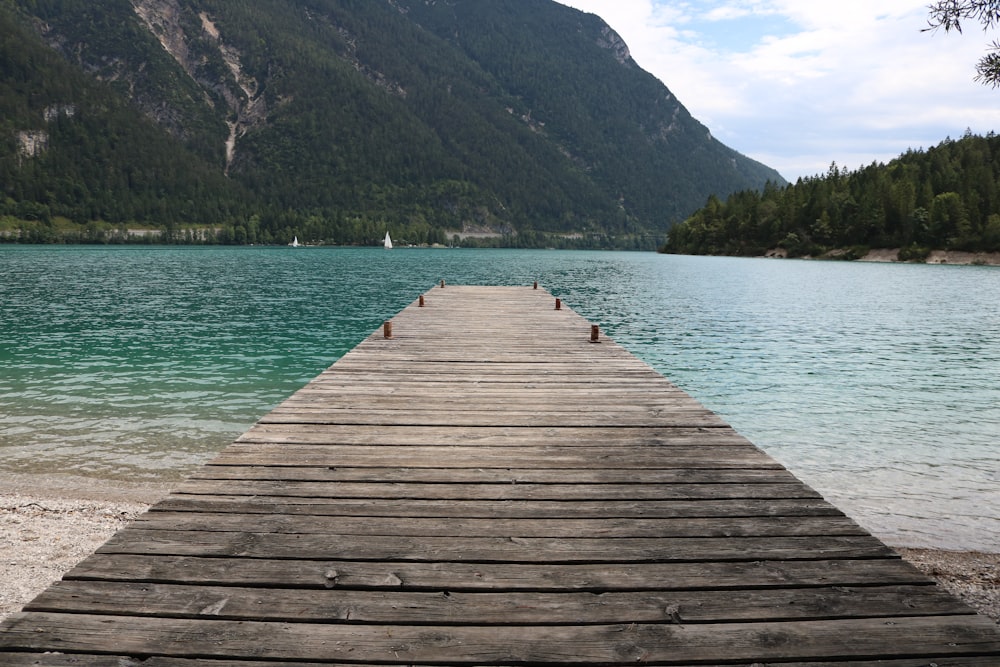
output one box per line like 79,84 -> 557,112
0,0 -> 250,242
1,0 -> 785,247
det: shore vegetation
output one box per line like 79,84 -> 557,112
662,132 -> 1000,259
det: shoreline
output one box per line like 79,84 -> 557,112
762,247 -> 1000,265
1,475 -> 998,626
860,248 -> 1000,265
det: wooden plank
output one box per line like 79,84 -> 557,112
209,443 -> 781,469
316,361 -> 661,370
277,391 -> 704,405
258,409 -> 725,428
95,529 -> 896,561
5,656 -> 1000,667
233,423 -> 754,447
130,512 -> 868,538
188,465 -> 800,484
271,401 -> 722,416
27,581 -> 973,624
150,496 -> 845,518
308,370 -> 664,382
171,479 -> 822,500
5,613 -> 1000,663
65,554 -> 932,591
295,379 -> 682,390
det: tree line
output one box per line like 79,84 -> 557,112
663,132 -> 1000,258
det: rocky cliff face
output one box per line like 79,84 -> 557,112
130,0 -> 266,172
596,26 -> 631,66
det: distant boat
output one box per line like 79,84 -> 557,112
383,232 -> 392,249
289,236 -> 300,247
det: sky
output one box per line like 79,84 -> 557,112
556,0 -> 1000,182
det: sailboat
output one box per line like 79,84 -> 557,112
383,232 -> 393,249
289,236 -> 300,247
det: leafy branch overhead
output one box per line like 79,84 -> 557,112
926,0 -> 1000,86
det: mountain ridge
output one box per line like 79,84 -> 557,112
1,0 -> 785,247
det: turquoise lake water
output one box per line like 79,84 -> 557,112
1,246 -> 998,551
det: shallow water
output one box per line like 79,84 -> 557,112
1,246 -> 997,551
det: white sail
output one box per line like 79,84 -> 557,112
290,236 -> 300,247
384,232 -> 392,249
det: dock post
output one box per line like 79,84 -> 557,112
383,321 -> 393,339
440,279 -> 446,288
534,281 -> 538,289
590,324 -> 600,343
419,295 -> 425,307
555,298 -> 562,310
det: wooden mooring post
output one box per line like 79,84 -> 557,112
2,285 -> 999,665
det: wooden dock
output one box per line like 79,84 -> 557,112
3,285 -> 999,665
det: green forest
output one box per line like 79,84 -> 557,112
663,132 -> 1000,259
0,0 -> 781,248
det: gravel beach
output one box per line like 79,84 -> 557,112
1,473 -> 997,626
0,473 -> 172,623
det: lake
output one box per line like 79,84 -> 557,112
1,246 -> 997,551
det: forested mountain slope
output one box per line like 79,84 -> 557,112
663,132 -> 1000,258
1,0 -> 784,246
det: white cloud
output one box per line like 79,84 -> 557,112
557,0 -> 1000,180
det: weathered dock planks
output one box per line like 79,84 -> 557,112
2,284 -> 999,665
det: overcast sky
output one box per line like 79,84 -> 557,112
556,0 -> 1000,182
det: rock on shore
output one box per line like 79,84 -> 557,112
860,249 -> 1000,265
763,247 -> 1000,265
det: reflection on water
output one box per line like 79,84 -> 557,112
1,246 -> 998,550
